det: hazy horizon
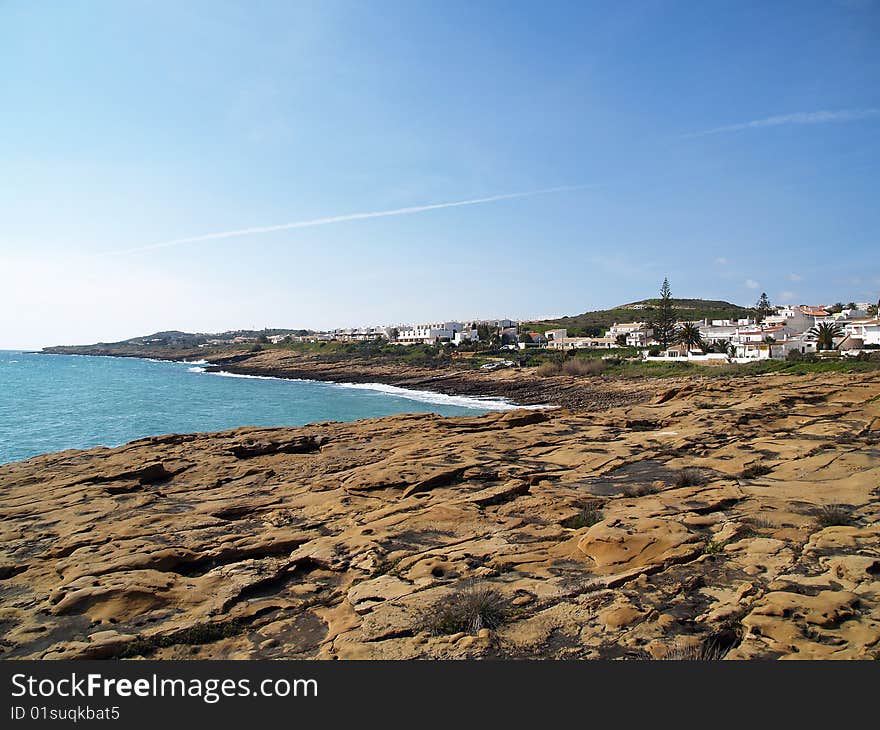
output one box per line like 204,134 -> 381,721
2,1 -> 879,349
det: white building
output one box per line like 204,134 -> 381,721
452,329 -> 479,345
547,336 -> 617,351
763,309 -> 813,334
328,327 -> 387,342
842,318 -> 880,347
397,322 -> 464,345
608,322 -> 653,347
798,306 -> 833,328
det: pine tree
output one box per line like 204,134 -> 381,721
755,292 -> 772,323
650,278 -> 678,348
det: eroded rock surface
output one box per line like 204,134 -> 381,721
1,373 -> 879,660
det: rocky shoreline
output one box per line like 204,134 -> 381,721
41,345 -> 666,411
201,350 -> 662,411
2,371 -> 879,660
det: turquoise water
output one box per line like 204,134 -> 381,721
0,351 -> 516,464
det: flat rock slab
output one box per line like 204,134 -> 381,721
1,372 -> 879,660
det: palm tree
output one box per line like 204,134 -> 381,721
709,338 -> 729,355
807,321 -> 844,351
677,322 -> 704,352
764,335 -> 776,359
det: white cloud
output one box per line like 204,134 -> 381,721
714,257 -> 728,265
779,291 -> 796,302
788,273 -> 803,282
745,279 -> 760,289
684,108 -> 880,138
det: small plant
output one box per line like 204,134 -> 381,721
746,514 -> 776,530
562,501 -> 604,529
740,462 -> 773,479
662,639 -> 729,661
703,539 -> 726,555
813,504 -> 854,528
674,468 -> 709,488
424,583 -> 508,635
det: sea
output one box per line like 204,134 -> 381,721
0,350 -> 522,464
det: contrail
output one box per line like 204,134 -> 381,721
683,108 -> 880,138
110,185 -> 586,255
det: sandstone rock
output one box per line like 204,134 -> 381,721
1,372 -> 879,660
576,518 -> 702,575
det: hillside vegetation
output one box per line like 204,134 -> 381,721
529,298 -> 751,336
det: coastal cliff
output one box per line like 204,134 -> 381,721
1,372 -> 879,660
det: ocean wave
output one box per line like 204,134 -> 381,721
183,359 -> 209,365
193,368 -> 549,411
332,381 -> 549,411
209,370 -> 306,382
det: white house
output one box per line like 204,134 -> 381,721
730,324 -> 790,345
608,322 -> 652,347
843,318 -> 880,346
698,322 -> 741,346
547,336 -> 617,351
452,329 -> 480,345
763,309 -> 814,334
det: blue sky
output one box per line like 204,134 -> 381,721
1,0 -> 879,348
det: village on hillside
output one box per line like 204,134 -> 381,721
199,293 -> 880,366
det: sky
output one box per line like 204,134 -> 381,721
1,0 -> 879,349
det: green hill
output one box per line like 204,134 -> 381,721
528,298 -> 751,337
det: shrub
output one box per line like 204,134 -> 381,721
813,504 -> 854,528
662,638 -> 729,661
535,361 -> 562,377
424,583 -> 508,635
561,358 -> 606,376
562,501 -> 604,529
786,350 -> 817,363
740,462 -> 773,479
674,468 -> 710,488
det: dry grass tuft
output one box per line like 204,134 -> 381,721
423,583 -> 508,635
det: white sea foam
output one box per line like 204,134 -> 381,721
191,368 -> 551,411
183,359 -> 209,365
210,370 -> 303,382
332,381 -> 550,411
